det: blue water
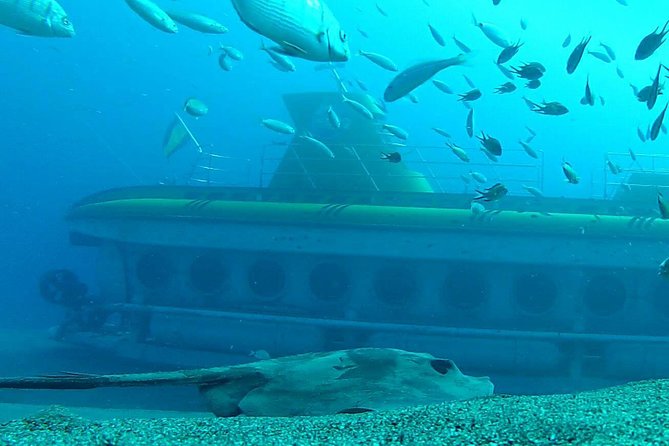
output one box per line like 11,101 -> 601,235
1,0 -> 669,416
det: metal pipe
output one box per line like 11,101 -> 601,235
104,304 -> 669,345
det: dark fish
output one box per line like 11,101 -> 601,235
526,79 -> 541,89
459,88 -> 482,102
562,34 -> 572,48
497,41 -> 523,64
496,63 -> 515,80
524,98 -> 569,115
567,36 -> 591,74
616,66 -> 625,79
647,64 -> 665,110
474,183 -> 508,202
580,76 -> 595,106
659,192 -> 669,219
463,74 -> 476,88
650,102 -> 668,141
600,42 -> 616,61
466,108 -> 474,137
428,23 -> 445,46
453,35 -> 472,53
381,151 -> 402,163
493,0 -> 501,4
635,21 -> 669,60
511,62 -> 546,80
477,132 -> 502,156
637,127 -> 647,142
494,81 -> 517,94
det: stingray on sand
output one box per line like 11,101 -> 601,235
0,348 -> 493,417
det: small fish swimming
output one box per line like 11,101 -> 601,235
580,76 -> 595,106
459,89 -> 482,102
125,0 -> 178,33
650,102 -> 669,141
606,157 -> 622,175
562,161 -> 580,184
472,16 -> 510,48
588,50 -> 611,63
474,183 -> 508,202
599,42 -> 616,61
327,106 -> 340,129
659,256 -> 669,278
432,80 -> 453,94
646,63 -> 665,110
299,135 -> 335,158
358,50 -> 398,72
511,62 -> 545,80
658,192 -> 669,219
218,53 -> 233,71
525,79 -> 541,89
167,10 -> 228,34
221,45 -> 244,61
383,124 -> 408,140
522,185 -> 543,198
231,0 -> 349,62
260,41 -> 296,72
452,35 -> 472,53
562,33 -> 572,48
477,132 -> 502,156
428,23 -> 445,46
566,36 -> 592,74
342,96 -> 375,120
184,98 -> 208,117
524,98 -> 569,116
432,128 -> 451,138
0,0 -> 74,37
384,54 -> 467,102
447,142 -> 470,162
470,171 -> 487,184
635,21 -> 669,60
497,41 -> 523,64
519,140 -> 538,159
261,118 -> 295,134
494,82 -> 516,94
381,151 -> 402,163
466,109 -> 474,138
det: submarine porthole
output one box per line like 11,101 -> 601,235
248,259 -> 286,299
583,274 -> 626,316
512,273 -> 557,315
136,251 -> 173,290
309,262 -> 350,301
651,280 -> 669,318
441,267 -> 489,310
190,253 -> 228,294
373,266 -> 416,306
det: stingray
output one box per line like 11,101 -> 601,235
0,348 -> 493,417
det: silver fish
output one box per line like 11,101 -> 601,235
0,0 -> 74,37
384,54 -> 467,102
231,0 -> 349,62
167,10 -> 228,34
125,0 -> 178,33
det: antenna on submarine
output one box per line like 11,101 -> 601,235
174,112 -> 203,154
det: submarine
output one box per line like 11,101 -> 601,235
49,91 -> 669,395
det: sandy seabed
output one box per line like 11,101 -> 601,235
1,379 -> 668,446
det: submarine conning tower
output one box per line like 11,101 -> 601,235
62,91 -> 669,395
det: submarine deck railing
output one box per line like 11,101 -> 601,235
105,303 -> 669,345
604,151 -> 669,199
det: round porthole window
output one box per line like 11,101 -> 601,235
136,251 -> 172,290
248,259 -> 286,299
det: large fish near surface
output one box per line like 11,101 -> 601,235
231,0 -> 349,62
125,0 -> 178,33
384,54 -> 467,102
0,0 -> 74,37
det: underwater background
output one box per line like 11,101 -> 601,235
2,0 -> 669,419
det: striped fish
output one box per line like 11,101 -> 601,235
231,0 -> 349,62
0,0 -> 74,37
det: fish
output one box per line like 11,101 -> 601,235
381,152 -> 402,163
522,185 -> 543,198
470,171 -> 487,184
466,109 -> 474,138
520,18 -> 528,31
260,41 -> 296,72
452,35 -> 471,53
384,54 -> 467,102
407,93 -> 419,104
218,53 -> 233,71
357,27 -> 369,38
637,127 -> 647,142
472,16 -> 510,48
184,98 -> 208,117
588,50 -> 611,63
524,98 -> 569,116
562,33 -> 572,48
428,23 -> 445,46
600,42 -> 616,61
629,147 -> 637,162
470,201 -> 485,215
659,192 -> 669,219
375,2 -> 388,17
562,161 -> 580,184
494,82 -> 516,94
463,75 -> 477,89
659,256 -> 669,278
166,10 -> 228,33
616,66 -> 625,79
327,106 -> 341,129
261,118 -> 295,134
446,142 -> 470,162
342,96 -> 375,120
480,147 -> 499,163
382,124 -> 408,140
231,0 -> 349,62
580,76 -> 595,106
459,89 -> 482,102
519,141 -> 538,159
511,62 -> 545,80
474,183 -> 508,202
432,128 -> 451,138
606,157 -> 622,175
125,0 -> 178,33
221,45 -> 244,61
299,135 -> 335,158
477,132 -> 502,156
496,64 -> 515,80
497,41 -> 523,64
650,102 -> 669,141
647,64 -> 665,110
526,79 -> 541,89
566,36 -> 591,74
0,0 -> 74,37
635,21 -> 669,60
359,50 -> 398,72
249,349 -> 271,360
432,80 -> 453,94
